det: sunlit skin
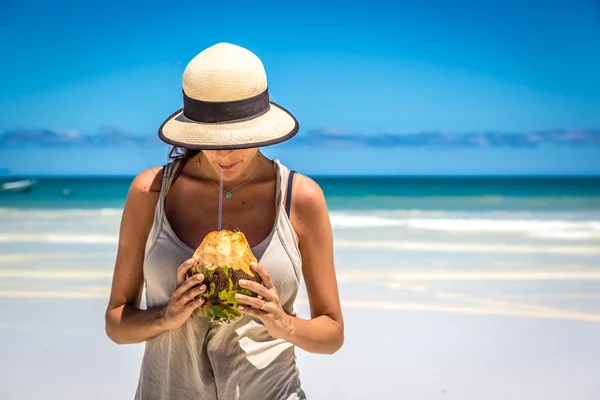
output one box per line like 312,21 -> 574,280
105,147 -> 345,355
194,148 -> 263,189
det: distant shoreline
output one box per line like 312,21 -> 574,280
2,174 -> 600,179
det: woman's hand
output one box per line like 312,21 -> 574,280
159,258 -> 206,330
236,262 -> 293,339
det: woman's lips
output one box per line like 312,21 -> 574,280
217,161 -> 240,170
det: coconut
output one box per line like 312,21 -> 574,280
186,229 -> 262,324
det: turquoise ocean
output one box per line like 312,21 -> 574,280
2,176 -> 600,211
0,175 -> 599,321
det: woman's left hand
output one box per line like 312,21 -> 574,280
236,262 -> 293,340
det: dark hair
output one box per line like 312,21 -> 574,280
167,146 -> 200,178
168,146 -> 200,162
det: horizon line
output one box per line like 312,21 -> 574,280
3,173 -> 600,179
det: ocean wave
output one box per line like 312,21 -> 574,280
335,270 -> 600,282
0,269 -> 113,279
0,289 -> 110,299
2,207 -> 600,243
0,234 -> 117,244
1,233 -> 599,255
330,213 -> 600,240
0,208 -> 123,218
0,252 -> 113,263
334,240 -> 600,254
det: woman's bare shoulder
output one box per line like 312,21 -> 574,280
292,173 -> 325,208
288,173 -> 330,236
118,166 -> 165,243
130,166 -> 164,196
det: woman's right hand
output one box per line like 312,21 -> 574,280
159,258 -> 206,330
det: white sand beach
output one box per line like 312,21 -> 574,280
1,207 -> 600,399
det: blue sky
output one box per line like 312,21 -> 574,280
1,0 -> 599,175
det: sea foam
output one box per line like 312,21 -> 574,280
330,213 -> 600,240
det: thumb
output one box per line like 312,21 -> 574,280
177,258 -> 195,284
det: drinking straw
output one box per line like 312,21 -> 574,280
218,167 -> 224,231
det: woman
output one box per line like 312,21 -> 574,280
105,42 -> 344,400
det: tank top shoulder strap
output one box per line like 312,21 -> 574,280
144,159 -> 181,259
273,159 -> 302,280
160,160 -> 181,198
156,159 -> 184,221
274,160 -> 294,217
285,170 -> 296,218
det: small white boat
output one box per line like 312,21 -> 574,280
0,179 -> 37,193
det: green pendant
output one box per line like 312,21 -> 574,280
225,192 -> 232,198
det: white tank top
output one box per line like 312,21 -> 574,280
134,159 -> 306,400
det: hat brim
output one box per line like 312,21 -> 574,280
158,102 -> 299,150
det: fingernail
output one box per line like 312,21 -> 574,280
238,306 -> 245,311
186,259 -> 194,265
197,274 -> 204,280
235,294 -> 242,300
250,262 -> 258,268
239,280 -> 246,286
200,285 -> 206,291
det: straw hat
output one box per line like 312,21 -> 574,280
158,42 -> 299,150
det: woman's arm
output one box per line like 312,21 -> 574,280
104,167 -> 167,344
282,174 -> 344,354
238,174 -> 345,354
104,167 -> 206,344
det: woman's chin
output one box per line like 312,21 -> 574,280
219,166 -> 241,175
